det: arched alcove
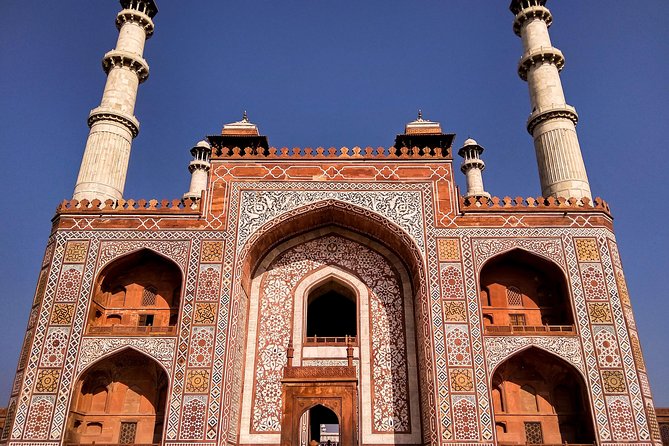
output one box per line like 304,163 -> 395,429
66,349 -> 169,444
235,201 -> 429,445
305,279 -> 357,343
491,347 -> 595,444
480,249 -> 574,335
87,249 -> 182,335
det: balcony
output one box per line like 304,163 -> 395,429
86,325 -> 176,336
304,336 -> 357,346
485,324 -> 575,336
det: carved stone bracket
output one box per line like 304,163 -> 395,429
116,8 -> 155,37
513,5 -> 552,36
518,46 -> 565,81
88,107 -> 140,137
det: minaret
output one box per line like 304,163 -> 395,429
73,0 -> 158,202
458,138 -> 490,198
510,0 -> 592,200
184,140 -> 211,199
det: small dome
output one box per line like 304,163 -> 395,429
195,140 -> 211,149
463,138 -> 478,146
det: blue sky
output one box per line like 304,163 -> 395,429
0,1 -> 667,406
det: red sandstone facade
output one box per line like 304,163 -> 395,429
0,140 -> 662,446
0,1 -> 663,446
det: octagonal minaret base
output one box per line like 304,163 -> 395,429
512,0 -> 592,200
73,0 -> 157,202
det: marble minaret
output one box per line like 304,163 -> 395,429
73,0 -> 158,201
511,0 -> 592,200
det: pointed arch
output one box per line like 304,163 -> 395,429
490,347 -> 596,445
66,349 -> 169,445
87,248 -> 183,335
479,248 -> 574,332
237,199 -> 426,295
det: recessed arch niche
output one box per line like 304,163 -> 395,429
235,204 -> 428,445
479,249 -> 574,334
87,249 -> 182,335
66,349 -> 169,444
491,347 -> 595,444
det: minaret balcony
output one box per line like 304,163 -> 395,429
102,49 -> 150,83
513,4 -> 552,36
527,104 -> 579,134
116,8 -> 155,37
517,46 -> 565,81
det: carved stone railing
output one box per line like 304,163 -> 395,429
56,197 -> 201,215
86,325 -> 176,336
459,195 -> 610,214
499,444 -> 593,446
210,146 -> 451,160
304,336 -> 357,346
65,444 -> 159,446
485,325 -> 576,336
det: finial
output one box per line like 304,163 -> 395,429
417,109 -> 423,121
242,110 -> 248,122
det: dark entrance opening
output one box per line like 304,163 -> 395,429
306,281 -> 356,339
309,405 -> 339,444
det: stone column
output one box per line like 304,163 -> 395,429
511,0 -> 592,200
184,140 -> 211,199
458,139 -> 490,198
73,0 -> 158,202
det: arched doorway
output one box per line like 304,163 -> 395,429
66,349 -> 168,444
305,404 -> 340,445
480,249 -> 574,334
491,348 -> 595,444
87,249 -> 182,336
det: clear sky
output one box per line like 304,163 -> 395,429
0,1 -> 667,406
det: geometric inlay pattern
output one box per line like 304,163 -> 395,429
449,369 -> 474,392
452,396 -> 478,440
196,265 -> 221,301
588,302 -> 612,323
594,327 -> 622,368
443,301 -> 466,322
49,304 -> 74,325
23,395 -> 54,439
180,396 -> 207,440
200,241 -> 224,263
34,369 -> 60,394
188,327 -> 214,367
575,238 -> 600,262
437,239 -> 460,262
440,264 -> 465,300
54,266 -> 83,302
185,370 -> 210,393
193,303 -> 217,325
445,325 -> 471,366
601,370 -> 626,393
39,328 -> 69,368
63,241 -> 88,263
606,396 -> 637,441
580,263 -> 608,300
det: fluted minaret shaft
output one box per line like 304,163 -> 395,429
511,0 -> 592,200
73,0 -> 158,202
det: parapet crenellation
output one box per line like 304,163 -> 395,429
459,195 -> 610,214
56,196 -> 201,215
210,146 -> 451,160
